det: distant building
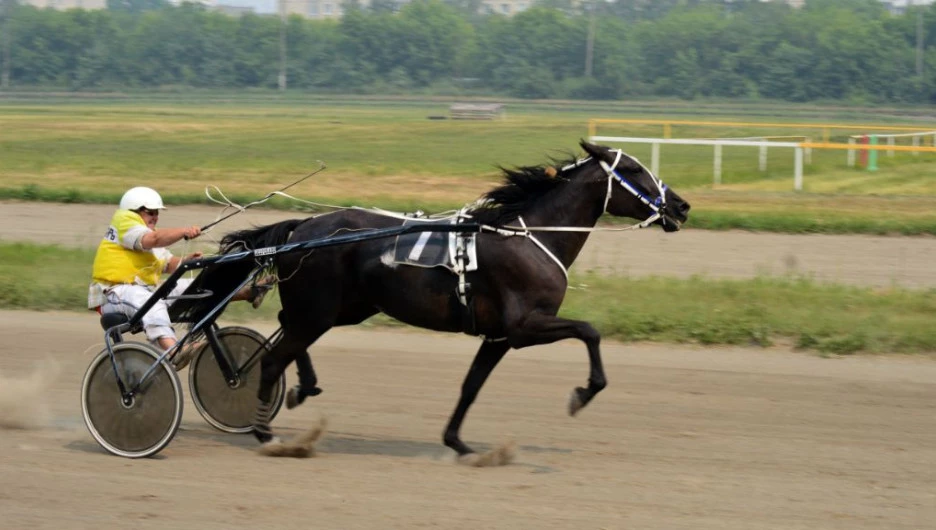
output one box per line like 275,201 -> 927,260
167,0 -> 217,7
213,3 -> 255,15
282,0 -> 340,19
880,0 -> 936,14
18,0 -> 108,9
17,0 -> 216,9
273,0 -> 936,18
281,0 -> 531,19
758,0 -> 936,10
15,0 -> 936,18
479,0 -> 530,16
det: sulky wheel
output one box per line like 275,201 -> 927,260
188,326 -> 286,434
81,342 -> 183,458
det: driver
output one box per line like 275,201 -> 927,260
88,186 -> 270,370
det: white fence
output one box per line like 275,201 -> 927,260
846,131 -> 936,166
589,135 -> 806,191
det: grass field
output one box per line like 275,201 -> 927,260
4,94 -> 936,233
3,95 -> 936,354
3,241 -> 934,355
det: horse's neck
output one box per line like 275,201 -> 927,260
520,181 -> 604,269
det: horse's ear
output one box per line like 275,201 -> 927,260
579,140 -> 604,159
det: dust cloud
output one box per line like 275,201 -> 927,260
0,362 -> 60,430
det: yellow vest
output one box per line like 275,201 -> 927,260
91,210 -> 167,286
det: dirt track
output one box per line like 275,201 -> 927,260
1,202 -> 935,528
1,313 -> 934,529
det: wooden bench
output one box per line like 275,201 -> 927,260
449,103 -> 505,120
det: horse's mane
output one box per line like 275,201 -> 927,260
219,218 -> 303,253
469,154 -> 584,226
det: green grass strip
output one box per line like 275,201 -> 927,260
688,211 -> 936,236
4,242 -> 934,355
562,274 -> 936,355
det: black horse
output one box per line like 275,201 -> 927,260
220,141 -> 690,461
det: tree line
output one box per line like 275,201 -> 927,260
1,0 -> 935,103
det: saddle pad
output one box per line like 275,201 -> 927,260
392,219 -> 477,272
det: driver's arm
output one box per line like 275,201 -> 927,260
140,226 -> 201,250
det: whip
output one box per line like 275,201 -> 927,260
193,160 -> 327,236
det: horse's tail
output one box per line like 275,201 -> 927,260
220,218 -> 305,253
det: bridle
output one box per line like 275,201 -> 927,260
597,149 -> 669,229
479,150 -> 674,284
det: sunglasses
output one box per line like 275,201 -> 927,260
139,208 -> 160,217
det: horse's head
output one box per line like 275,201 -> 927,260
580,141 -> 690,232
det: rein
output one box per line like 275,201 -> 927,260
202,152 -> 668,284
204,151 -> 667,237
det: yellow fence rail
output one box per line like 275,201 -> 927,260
587,118 -> 936,143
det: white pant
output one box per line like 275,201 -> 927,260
101,279 -> 193,343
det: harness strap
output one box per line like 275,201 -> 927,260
455,242 -> 470,307
453,208 -> 472,307
450,210 -> 480,336
602,150 -> 623,213
518,217 -> 569,282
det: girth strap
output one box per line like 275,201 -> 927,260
449,209 -> 477,335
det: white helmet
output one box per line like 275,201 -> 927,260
119,187 -> 165,211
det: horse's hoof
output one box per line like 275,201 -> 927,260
256,437 -> 286,456
456,442 -> 516,467
257,418 -> 326,458
253,424 -> 274,444
285,386 -> 302,410
285,385 -> 323,410
568,387 -> 586,416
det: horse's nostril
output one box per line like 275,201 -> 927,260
679,202 -> 691,214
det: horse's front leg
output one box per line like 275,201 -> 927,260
253,325 -> 331,457
443,340 -> 510,457
508,311 -> 606,416
253,346 -> 291,444
253,327 -> 312,443
285,351 -> 323,410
